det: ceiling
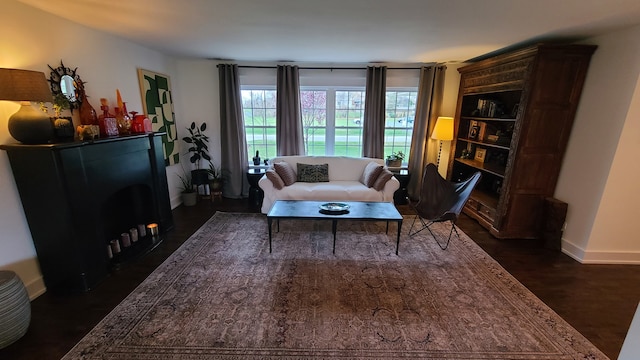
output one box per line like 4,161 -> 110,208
18,0 -> 640,64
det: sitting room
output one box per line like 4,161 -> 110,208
1,1 -> 640,359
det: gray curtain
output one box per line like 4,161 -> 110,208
218,64 -> 249,198
362,66 -> 387,158
407,65 -> 446,199
276,65 -> 304,155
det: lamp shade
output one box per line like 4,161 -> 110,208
0,68 -> 52,103
431,116 -> 454,141
0,68 -> 54,144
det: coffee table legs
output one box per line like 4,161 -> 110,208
267,218 -> 273,253
396,220 -> 403,255
332,220 -> 337,254
268,218 -> 402,255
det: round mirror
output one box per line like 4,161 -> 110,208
48,60 -> 83,111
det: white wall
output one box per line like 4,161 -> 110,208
556,24 -> 640,263
171,60 -> 221,205
0,1 -> 180,298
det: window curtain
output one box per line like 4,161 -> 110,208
218,64 -> 249,198
276,65 -> 304,155
407,65 -> 446,199
362,66 -> 387,158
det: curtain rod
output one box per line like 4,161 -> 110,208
223,65 -> 430,70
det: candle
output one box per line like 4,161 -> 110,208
137,223 -> 147,237
110,239 -> 121,254
147,223 -> 159,236
129,228 -> 139,243
121,232 -> 131,247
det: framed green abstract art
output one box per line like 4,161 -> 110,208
137,68 -> 180,165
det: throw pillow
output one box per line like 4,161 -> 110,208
361,162 -> 384,188
297,163 -> 330,182
266,169 -> 285,189
372,169 -> 394,191
274,162 -> 297,186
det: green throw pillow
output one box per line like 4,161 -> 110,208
297,163 -> 329,182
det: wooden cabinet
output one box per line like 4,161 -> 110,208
1,134 -> 173,292
447,44 -> 596,239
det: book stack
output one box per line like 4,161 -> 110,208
477,99 -> 502,118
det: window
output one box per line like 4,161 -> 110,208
384,90 -> 417,160
242,89 -> 277,161
240,67 -> 419,164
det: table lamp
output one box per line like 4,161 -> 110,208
431,116 -> 454,167
0,68 -> 54,144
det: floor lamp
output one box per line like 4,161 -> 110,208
431,116 -> 454,168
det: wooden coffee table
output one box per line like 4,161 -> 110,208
266,200 -> 403,254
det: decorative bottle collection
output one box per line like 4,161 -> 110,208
72,85 -> 151,139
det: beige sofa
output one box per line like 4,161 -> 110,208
258,156 -> 400,214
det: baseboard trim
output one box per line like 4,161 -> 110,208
562,239 -> 640,264
25,276 -> 46,300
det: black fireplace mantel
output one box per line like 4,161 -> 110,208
1,133 -> 173,293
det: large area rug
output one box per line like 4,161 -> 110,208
63,212 -> 608,359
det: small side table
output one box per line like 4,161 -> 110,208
392,169 -> 410,205
247,168 -> 266,208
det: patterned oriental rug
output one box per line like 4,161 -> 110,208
63,212 -> 608,359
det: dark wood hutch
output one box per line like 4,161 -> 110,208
447,44 -> 596,239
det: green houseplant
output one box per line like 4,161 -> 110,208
177,168 -> 197,206
386,151 -> 405,167
207,160 -> 223,193
182,121 -> 211,186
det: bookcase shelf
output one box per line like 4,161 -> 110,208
447,44 -> 596,239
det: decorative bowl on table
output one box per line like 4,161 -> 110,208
319,202 -> 350,214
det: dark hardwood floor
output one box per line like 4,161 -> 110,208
1,198 -> 638,359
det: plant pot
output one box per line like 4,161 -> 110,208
191,169 -> 209,186
209,179 -> 223,192
386,159 -> 402,167
181,191 -> 197,206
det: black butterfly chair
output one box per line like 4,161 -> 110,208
408,163 -> 481,250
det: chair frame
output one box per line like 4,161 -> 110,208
408,164 -> 481,250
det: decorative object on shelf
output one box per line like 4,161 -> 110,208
76,124 -> 99,141
75,79 -> 99,129
264,158 -> 269,166
0,271 -> 31,350
468,120 -> 479,139
474,148 -> 487,163
0,68 -> 54,144
47,93 -> 74,141
253,150 -> 261,166
385,151 -> 405,167
431,116 -> 454,167
115,89 -> 132,135
138,68 -> 179,165
97,98 -> 118,137
47,60 -> 81,111
460,148 -> 472,159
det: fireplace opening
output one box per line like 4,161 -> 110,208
100,183 -> 163,267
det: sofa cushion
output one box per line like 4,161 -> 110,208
372,169 -> 394,191
274,162 -> 297,186
266,169 -> 285,190
361,162 -> 384,188
297,163 -> 329,182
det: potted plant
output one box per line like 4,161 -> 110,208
177,170 -> 197,206
386,151 -> 405,167
182,121 -> 211,186
207,161 -> 223,193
